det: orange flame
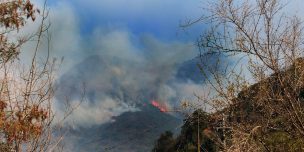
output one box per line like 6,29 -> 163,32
151,100 -> 168,112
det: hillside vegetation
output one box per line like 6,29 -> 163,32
153,59 -> 304,152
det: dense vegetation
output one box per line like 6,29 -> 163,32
153,110 -> 216,152
153,59 -> 304,152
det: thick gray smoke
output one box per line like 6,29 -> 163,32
55,30 -> 204,127
18,1 -> 209,128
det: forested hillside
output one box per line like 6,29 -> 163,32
154,59 -> 304,151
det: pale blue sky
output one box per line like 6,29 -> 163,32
47,0 -> 204,41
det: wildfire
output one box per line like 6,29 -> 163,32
151,100 -> 168,112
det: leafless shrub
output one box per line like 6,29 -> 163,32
184,0 -> 304,151
0,1 -> 79,151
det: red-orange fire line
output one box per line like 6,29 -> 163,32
151,100 -> 168,112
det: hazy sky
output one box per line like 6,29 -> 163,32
47,0 -> 204,40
